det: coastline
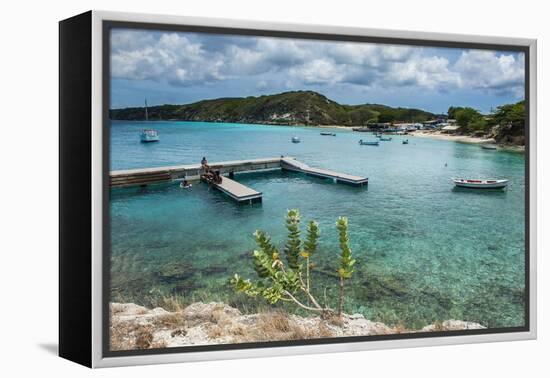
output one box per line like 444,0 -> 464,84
110,302 -> 485,350
115,118 -> 526,152
410,130 -> 525,153
304,125 -> 525,152
411,130 -> 494,144
113,119 -> 525,152
316,124 -> 355,130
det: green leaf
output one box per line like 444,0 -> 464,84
303,220 -> 320,263
336,217 -> 355,280
253,249 -> 276,278
284,209 -> 302,271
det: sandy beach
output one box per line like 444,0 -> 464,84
410,131 -> 525,152
292,126 -> 525,152
411,130 -> 494,144
316,124 -> 355,130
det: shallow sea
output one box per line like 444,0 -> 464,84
109,121 -> 525,328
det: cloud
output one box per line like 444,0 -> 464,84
453,50 -> 525,95
326,43 -> 414,67
110,29 -> 525,98
385,55 -> 461,89
288,45 -> 457,90
111,30 -> 225,86
289,59 -> 344,85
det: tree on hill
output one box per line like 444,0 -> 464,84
453,107 -> 486,133
491,101 -> 525,127
377,113 -> 396,124
488,101 -> 525,145
447,106 -> 462,119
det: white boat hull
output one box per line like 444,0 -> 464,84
140,136 -> 159,142
358,140 -> 379,146
140,129 -> 159,142
452,178 -> 508,189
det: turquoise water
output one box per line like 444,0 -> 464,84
110,121 -> 525,329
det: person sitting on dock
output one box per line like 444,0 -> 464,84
201,157 -> 210,172
213,170 -> 223,184
202,170 -> 213,182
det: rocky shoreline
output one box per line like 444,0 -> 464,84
110,302 -> 485,351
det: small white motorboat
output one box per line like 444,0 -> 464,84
358,139 -> 379,146
481,144 -> 498,150
452,178 -> 508,189
320,132 -> 336,136
291,136 -> 301,143
140,129 -> 159,143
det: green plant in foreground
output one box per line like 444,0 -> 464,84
336,216 -> 356,316
231,209 -> 355,317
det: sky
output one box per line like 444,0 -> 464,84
110,28 -> 525,114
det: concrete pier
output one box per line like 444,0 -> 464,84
110,157 -> 282,188
110,156 -> 368,202
206,176 -> 262,204
281,158 -> 368,186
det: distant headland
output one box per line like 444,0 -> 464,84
109,90 -> 435,126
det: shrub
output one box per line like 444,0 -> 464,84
231,209 -> 355,317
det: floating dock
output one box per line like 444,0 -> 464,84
110,156 -> 367,203
206,176 -> 262,204
281,158 -> 368,186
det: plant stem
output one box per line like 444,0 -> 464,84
283,291 -> 323,313
306,256 -> 310,293
297,272 -> 324,311
338,276 -> 344,316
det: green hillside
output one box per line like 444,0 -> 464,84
110,91 -> 434,126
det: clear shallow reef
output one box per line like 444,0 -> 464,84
110,121 -> 525,329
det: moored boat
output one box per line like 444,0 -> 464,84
452,178 -> 508,189
358,139 -> 379,146
140,129 -> 159,143
291,136 -> 301,143
139,99 -> 159,142
481,144 -> 498,150
379,137 -> 392,141
402,139 -> 409,144
320,132 -> 336,136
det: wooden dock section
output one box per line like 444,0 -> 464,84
281,158 -> 368,186
207,176 -> 262,204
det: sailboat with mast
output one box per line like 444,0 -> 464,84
140,99 -> 160,143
